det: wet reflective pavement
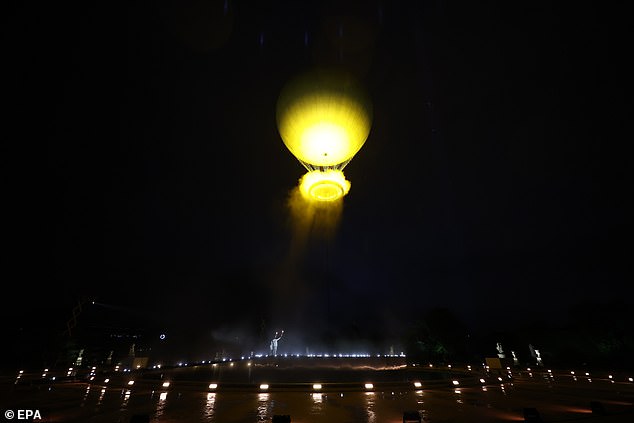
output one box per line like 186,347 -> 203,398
2,361 -> 633,422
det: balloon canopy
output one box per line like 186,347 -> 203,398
276,69 -> 372,171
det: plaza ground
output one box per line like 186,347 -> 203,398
2,357 -> 633,422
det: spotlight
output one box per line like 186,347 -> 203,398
403,410 -> 422,422
260,384 -> 269,390
523,407 -> 543,422
364,383 -> 374,390
590,401 -> 606,415
272,415 -> 291,423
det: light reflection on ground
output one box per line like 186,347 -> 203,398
203,392 -> 215,420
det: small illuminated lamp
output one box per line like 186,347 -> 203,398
128,380 -> 135,385
104,378 -> 110,383
629,377 -> 633,382
162,382 -> 170,388
571,371 -> 575,374
364,383 -> 374,390
276,68 -> 373,203
452,380 -> 459,386
260,384 -> 270,390
413,381 -> 422,388
479,378 -> 486,383
208,383 -> 218,389
608,375 -> 613,379
313,384 -> 322,390
585,372 -> 590,376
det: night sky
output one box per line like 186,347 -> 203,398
3,1 -> 632,358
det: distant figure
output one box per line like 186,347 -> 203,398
535,349 -> 543,366
511,350 -> 519,365
75,349 -> 84,366
496,342 -> 505,358
270,330 -> 284,356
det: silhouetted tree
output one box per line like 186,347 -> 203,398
403,307 -> 470,363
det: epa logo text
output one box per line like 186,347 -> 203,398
3,409 -> 42,420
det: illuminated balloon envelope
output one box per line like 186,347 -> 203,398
276,69 -> 372,202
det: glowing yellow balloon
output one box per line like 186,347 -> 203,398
277,69 -> 372,201
277,69 -> 372,169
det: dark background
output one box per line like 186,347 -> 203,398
2,1 -> 632,367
